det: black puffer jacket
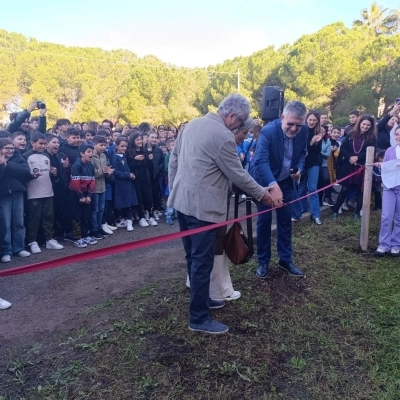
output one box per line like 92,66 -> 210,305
147,145 -> 165,177
0,151 -> 32,198
376,113 -> 393,150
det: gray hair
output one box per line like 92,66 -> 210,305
282,101 -> 307,119
217,93 -> 251,120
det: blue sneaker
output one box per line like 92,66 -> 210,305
189,318 -> 229,334
166,216 -> 174,225
210,299 -> 225,309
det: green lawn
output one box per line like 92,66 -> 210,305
2,212 -> 400,400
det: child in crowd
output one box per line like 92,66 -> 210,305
164,138 -> 175,225
60,128 -> 81,166
79,131 -> 85,144
11,131 -> 27,154
111,136 -> 138,231
126,132 -> 157,227
68,143 -> 96,247
23,132 -> 64,253
91,135 -> 114,239
96,129 -> 116,233
85,129 -> 95,145
44,134 -> 70,237
0,138 -> 32,263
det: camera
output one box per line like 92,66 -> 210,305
36,101 -> 46,109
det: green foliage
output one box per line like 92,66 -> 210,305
1,6 -> 400,127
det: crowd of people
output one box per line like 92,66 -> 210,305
1,96 -> 399,320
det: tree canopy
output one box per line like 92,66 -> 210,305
1,3 -> 400,127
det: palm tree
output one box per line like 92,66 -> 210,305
353,2 -> 400,35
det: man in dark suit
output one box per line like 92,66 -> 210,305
251,101 -> 308,278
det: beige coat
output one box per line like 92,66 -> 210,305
92,152 -> 107,193
168,112 -> 265,223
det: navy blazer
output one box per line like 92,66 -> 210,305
251,119 -> 308,187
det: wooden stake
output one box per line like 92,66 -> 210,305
360,146 -> 375,251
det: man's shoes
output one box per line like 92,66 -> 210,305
189,318 -> 229,334
148,217 -> 158,226
291,217 -> 299,222
139,218 -> 150,227
331,212 -> 338,220
210,299 -> 225,309
83,236 -> 98,245
323,198 -> 335,206
213,291 -> 241,301
99,229 -> 110,237
73,238 -> 87,248
375,246 -> 387,257
105,223 -> 117,231
0,298 -> 12,310
341,203 -> 349,211
312,217 -> 322,225
390,248 -> 400,257
278,260 -> 304,277
256,264 -> 268,279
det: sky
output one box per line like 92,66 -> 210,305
1,0 -> 399,67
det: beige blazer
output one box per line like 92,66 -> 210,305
168,113 -> 265,223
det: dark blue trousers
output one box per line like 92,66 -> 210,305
256,177 -> 295,265
177,212 -> 217,324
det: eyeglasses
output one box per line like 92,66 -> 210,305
286,122 -> 304,130
236,115 -> 245,128
3,147 -> 15,151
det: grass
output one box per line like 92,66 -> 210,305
1,212 -> 400,399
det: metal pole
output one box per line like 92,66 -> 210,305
360,146 -> 375,251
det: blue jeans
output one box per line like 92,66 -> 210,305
257,177 -> 294,265
306,165 -> 321,219
0,192 -> 26,255
90,192 -> 106,232
166,206 -> 174,218
291,174 -> 308,219
177,212 -> 217,324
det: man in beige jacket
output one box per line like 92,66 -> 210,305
168,93 -> 278,334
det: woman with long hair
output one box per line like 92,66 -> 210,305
126,131 -> 157,227
331,114 -> 377,220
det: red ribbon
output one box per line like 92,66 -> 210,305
0,168 -> 363,277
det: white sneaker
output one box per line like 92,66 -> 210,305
148,217 -> 158,226
101,224 -> 114,235
390,248 -> 400,257
29,241 -> 41,254
1,255 -> 11,263
116,219 -> 127,228
144,212 -> 150,221
0,298 -> 11,310
139,218 -> 149,227
126,220 -> 134,232
214,290 -> 241,301
46,239 -> 64,250
341,203 -> 349,211
17,250 -> 31,257
154,214 -> 160,221
106,223 -> 117,231
338,207 -> 343,214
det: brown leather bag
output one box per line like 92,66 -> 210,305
223,222 -> 254,265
